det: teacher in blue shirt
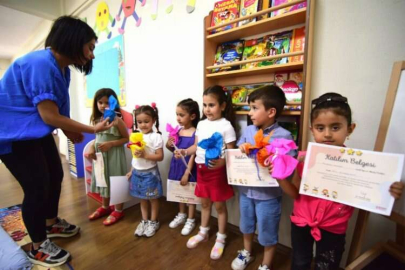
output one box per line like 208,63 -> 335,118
0,16 -> 112,268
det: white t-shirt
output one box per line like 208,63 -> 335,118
195,118 -> 236,164
131,132 -> 163,170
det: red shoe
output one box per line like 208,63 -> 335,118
103,211 -> 124,226
89,207 -> 112,221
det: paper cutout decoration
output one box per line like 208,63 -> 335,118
198,132 -> 223,166
112,0 -> 146,34
264,138 -> 298,179
151,0 -> 158,20
103,95 -> 119,122
187,0 -> 196,13
127,133 -> 146,158
166,123 -> 180,145
166,0 -> 173,13
94,2 -> 114,39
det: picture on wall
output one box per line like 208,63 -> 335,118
85,34 -> 126,107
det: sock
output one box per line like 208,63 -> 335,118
115,209 -> 122,213
214,232 -> 226,248
102,205 -> 109,209
178,212 -> 187,218
186,218 -> 195,223
193,226 -> 209,241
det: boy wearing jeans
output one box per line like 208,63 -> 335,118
232,86 -> 296,270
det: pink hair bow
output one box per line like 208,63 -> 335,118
264,139 -> 298,180
166,123 -> 180,145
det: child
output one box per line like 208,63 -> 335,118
277,93 -> 404,270
87,88 -> 129,226
232,86 -> 296,270
176,85 -> 237,260
127,104 -> 164,238
166,99 -> 200,235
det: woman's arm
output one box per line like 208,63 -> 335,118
37,100 -> 113,133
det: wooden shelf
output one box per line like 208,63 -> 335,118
236,110 -> 301,116
207,62 -> 304,80
207,8 -> 306,44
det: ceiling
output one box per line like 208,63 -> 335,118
0,0 -> 65,60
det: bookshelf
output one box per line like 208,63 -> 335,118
203,0 -> 315,149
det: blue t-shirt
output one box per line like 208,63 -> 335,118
0,49 -> 71,154
237,122 -> 296,200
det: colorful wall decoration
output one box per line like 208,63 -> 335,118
85,35 -> 126,107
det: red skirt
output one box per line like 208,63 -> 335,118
195,164 -> 234,202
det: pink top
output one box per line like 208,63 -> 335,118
290,151 -> 354,241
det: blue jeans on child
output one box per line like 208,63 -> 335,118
129,166 -> 163,199
239,192 -> 282,246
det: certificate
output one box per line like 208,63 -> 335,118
225,149 -> 279,187
167,180 -> 201,204
300,142 -> 404,216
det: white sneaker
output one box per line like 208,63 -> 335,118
169,214 -> 186,228
181,219 -> 196,235
134,220 -> 148,237
258,265 -> 270,270
144,220 -> 160,237
231,249 -> 254,270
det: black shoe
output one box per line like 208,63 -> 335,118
27,239 -> 70,267
46,217 -> 80,238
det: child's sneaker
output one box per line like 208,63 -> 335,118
181,219 -> 195,235
134,219 -> 148,237
169,214 -> 186,228
258,265 -> 270,270
46,217 -> 80,238
231,249 -> 254,270
144,220 -> 160,237
27,239 -> 70,267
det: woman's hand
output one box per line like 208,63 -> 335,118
208,158 -> 225,169
94,118 -> 115,133
98,142 -> 113,152
63,130 -> 84,144
390,181 -> 404,199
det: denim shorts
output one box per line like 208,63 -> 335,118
239,192 -> 282,246
129,166 -> 163,199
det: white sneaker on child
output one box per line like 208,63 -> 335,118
181,219 -> 195,235
134,220 -> 148,237
144,220 -> 160,237
231,249 -> 254,270
169,214 -> 186,228
258,264 -> 270,270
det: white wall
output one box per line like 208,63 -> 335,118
0,58 -> 10,78
9,0 -> 405,266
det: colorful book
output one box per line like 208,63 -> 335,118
210,0 -> 240,34
257,0 -> 271,20
213,40 -> 244,73
289,27 -> 305,63
241,37 -> 270,69
239,0 -> 260,26
271,0 -> 307,17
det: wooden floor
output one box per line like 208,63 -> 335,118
0,157 -> 292,270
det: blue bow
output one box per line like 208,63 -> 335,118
103,95 -> 118,121
198,132 -> 223,166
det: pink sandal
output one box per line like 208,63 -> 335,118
187,231 -> 208,249
210,238 -> 226,260
103,211 -> 124,226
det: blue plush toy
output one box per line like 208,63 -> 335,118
103,95 -> 118,122
197,132 -> 223,167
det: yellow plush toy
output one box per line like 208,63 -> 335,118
127,133 -> 146,158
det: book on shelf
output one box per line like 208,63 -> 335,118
257,0 -> 271,20
274,71 -> 302,103
213,40 -> 244,73
289,27 -> 305,63
239,0 -> 260,26
210,0 -> 241,34
270,0 -> 307,17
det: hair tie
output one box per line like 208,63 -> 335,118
312,96 -> 348,107
151,102 -> 157,109
135,105 -> 140,109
